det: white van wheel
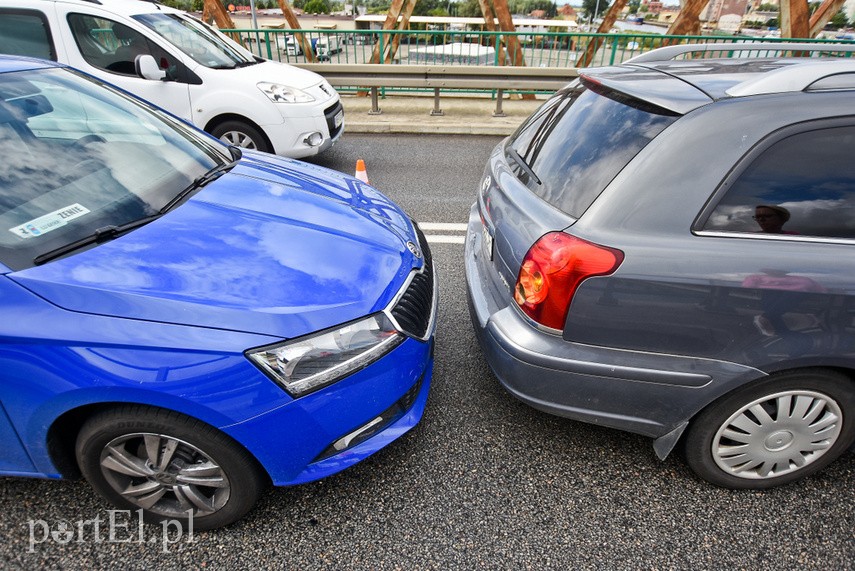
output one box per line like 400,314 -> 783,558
211,121 -> 271,153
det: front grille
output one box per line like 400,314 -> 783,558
391,226 -> 434,339
324,101 -> 344,138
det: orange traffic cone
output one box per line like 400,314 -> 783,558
354,159 -> 369,184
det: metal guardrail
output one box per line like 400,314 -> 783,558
238,29 -> 855,113
295,63 -> 575,115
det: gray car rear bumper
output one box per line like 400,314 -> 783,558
464,203 -> 761,450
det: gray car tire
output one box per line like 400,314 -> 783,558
684,369 -> 855,489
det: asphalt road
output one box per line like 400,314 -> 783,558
2,134 -> 853,570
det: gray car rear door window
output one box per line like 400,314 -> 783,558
702,125 -> 855,240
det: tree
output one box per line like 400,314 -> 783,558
581,0 -> 610,21
829,9 -> 849,28
458,0 -> 483,17
304,0 -> 330,13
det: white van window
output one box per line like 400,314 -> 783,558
134,14 -> 257,69
68,14 -> 189,82
0,10 -> 55,61
68,14 -> 154,76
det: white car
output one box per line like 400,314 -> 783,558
0,0 -> 344,158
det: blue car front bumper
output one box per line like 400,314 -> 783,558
223,336 -> 434,486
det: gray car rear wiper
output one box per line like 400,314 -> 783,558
33,214 -> 161,266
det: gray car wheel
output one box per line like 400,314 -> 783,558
685,369 -> 855,489
76,406 -> 268,530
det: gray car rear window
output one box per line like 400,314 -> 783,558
507,78 -> 678,218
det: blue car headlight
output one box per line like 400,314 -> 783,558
247,314 -> 404,397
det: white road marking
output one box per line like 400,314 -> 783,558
419,222 -> 467,244
426,235 -> 466,244
419,222 -> 468,231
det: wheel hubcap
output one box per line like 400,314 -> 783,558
218,131 -> 257,149
712,390 -> 843,480
764,430 -> 794,451
99,433 -> 230,518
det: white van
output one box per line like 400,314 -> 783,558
284,35 -> 303,56
312,36 -> 341,60
0,0 -> 344,158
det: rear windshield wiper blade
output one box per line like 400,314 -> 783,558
160,151 -> 239,214
506,145 -> 542,185
33,214 -> 160,266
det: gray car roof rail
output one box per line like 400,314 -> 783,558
625,42 -> 855,63
725,60 -> 855,96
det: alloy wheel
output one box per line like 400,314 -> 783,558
99,432 -> 231,518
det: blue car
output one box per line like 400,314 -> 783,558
0,55 -> 435,529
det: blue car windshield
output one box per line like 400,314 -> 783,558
0,66 -> 229,271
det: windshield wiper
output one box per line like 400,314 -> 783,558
32,149 -> 241,266
210,60 -> 257,70
33,214 -> 161,266
159,148 -> 240,214
506,145 -> 542,186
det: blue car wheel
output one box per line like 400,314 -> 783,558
75,406 -> 269,530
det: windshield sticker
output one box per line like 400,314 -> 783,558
9,204 -> 91,239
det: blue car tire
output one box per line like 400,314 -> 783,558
75,406 -> 270,530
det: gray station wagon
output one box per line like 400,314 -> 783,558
465,43 -> 855,489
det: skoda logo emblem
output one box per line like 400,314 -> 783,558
406,241 -> 422,258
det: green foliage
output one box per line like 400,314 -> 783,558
304,0 -> 330,13
581,0 -> 610,21
159,0 -> 193,9
829,9 -> 849,29
457,0 -> 483,18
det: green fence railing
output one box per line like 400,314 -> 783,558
235,28 -> 855,68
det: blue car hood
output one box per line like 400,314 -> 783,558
11,155 -> 420,339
